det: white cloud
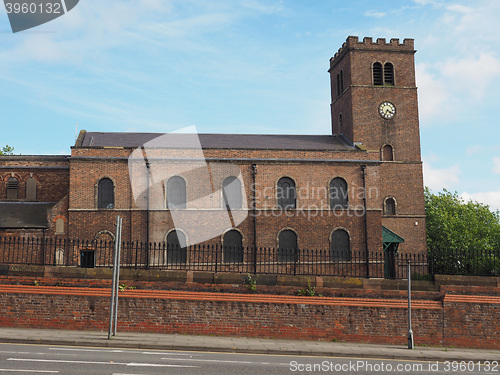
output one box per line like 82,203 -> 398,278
493,157 -> 500,174
416,63 -> 450,123
423,158 -> 460,191
365,10 -> 386,18
446,4 -> 473,13
241,0 -> 285,14
440,53 -> 500,100
461,190 -> 500,212
416,52 -> 500,125
444,0 -> 500,43
412,0 -> 443,5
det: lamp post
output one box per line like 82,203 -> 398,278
408,259 -> 414,349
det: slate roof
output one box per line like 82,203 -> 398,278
0,202 -> 55,229
78,132 -> 356,151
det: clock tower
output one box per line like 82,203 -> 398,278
329,36 -> 422,162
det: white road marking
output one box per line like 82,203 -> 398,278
49,348 -> 124,353
0,370 -> 58,373
0,351 -> 75,357
0,351 -> 31,355
7,359 -> 198,368
161,357 -> 252,364
141,352 -> 200,356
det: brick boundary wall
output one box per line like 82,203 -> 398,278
0,283 -> 498,349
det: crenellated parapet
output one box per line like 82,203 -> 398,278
330,36 -> 415,68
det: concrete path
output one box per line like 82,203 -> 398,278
0,327 -> 498,362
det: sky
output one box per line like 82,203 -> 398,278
0,0 -> 499,210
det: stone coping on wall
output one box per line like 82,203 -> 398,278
0,265 -> 498,293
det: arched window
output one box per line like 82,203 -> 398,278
222,176 -> 242,209
373,62 -> 383,85
384,197 -> 397,216
94,230 -> 115,242
340,70 -> 344,93
166,176 -> 186,209
330,177 -> 348,209
55,248 -> 65,266
94,231 -> 114,265
336,70 -> 344,96
330,229 -> 351,261
278,229 -> 298,263
97,178 -> 114,209
382,144 -> 394,161
6,177 -> 18,200
336,73 -> 341,97
223,229 -> 243,263
55,218 -> 65,234
277,177 -> 296,209
384,63 -> 394,86
26,176 -> 37,201
166,230 -> 187,264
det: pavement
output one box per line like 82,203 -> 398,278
0,327 -> 498,362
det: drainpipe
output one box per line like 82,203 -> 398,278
146,161 -> 150,241
141,146 -> 151,268
361,165 -> 369,278
251,164 -> 257,274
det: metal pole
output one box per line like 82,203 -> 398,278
108,215 -> 120,339
113,217 -> 123,336
408,259 -> 414,349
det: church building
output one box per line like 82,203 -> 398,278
0,36 -> 427,268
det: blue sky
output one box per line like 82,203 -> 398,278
1,0 -> 500,210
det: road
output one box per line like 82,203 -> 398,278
0,343 -> 496,374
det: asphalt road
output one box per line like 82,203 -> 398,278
0,343 -> 497,374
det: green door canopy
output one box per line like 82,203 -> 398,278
382,226 -> 404,253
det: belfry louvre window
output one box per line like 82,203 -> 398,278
278,229 -> 298,263
277,177 -> 296,209
373,62 -> 383,85
97,178 -> 114,209
330,177 -> 348,209
330,229 -> 351,261
384,63 -> 394,86
6,177 -> 18,200
167,176 -> 186,209
166,230 -> 187,264
222,176 -> 242,209
223,229 -> 243,263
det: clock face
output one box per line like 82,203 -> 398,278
379,101 -> 396,119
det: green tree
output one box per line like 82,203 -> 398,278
425,187 -> 500,275
0,145 -> 14,155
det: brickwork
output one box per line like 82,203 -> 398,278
0,156 -> 70,237
0,282 -> 497,348
0,156 -> 69,203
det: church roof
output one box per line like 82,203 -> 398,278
0,202 -> 55,229
382,226 -> 405,244
76,131 -> 357,151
